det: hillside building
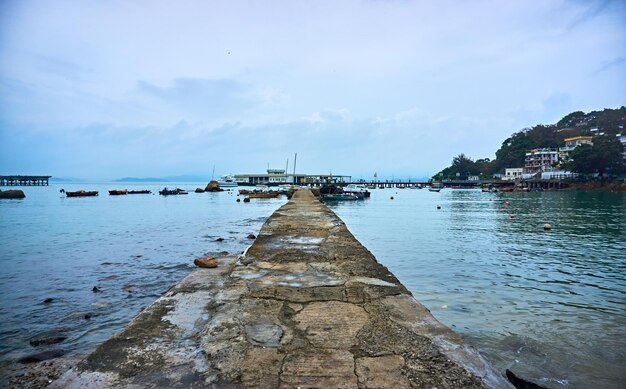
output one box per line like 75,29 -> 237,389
559,136 -> 593,161
524,148 -> 559,175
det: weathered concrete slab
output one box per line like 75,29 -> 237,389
54,189 -> 512,388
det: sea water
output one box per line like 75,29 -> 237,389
327,188 -> 625,389
0,183 -> 286,366
1,185 -> 624,388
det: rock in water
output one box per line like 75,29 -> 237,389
0,189 -> 26,199
194,256 -> 218,268
195,188 -> 205,193
247,234 -> 256,240
205,180 -> 223,192
506,369 -> 546,389
243,197 -> 250,203
29,336 -> 67,347
17,349 -> 66,364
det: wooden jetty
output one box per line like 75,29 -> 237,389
0,175 -> 51,186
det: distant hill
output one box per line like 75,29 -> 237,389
114,175 -> 212,183
50,177 -> 81,182
434,106 -> 626,179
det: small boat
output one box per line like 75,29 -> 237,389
342,184 -> 371,198
499,187 -> 514,193
482,187 -> 498,193
238,189 -> 250,195
428,188 -> 441,192
65,190 -> 98,197
159,188 -> 188,196
321,194 -> 359,201
128,190 -> 151,194
217,174 -> 238,187
108,190 -> 128,195
248,191 -> 280,199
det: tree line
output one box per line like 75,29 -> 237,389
434,107 -> 626,180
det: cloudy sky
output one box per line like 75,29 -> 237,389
1,0 -> 624,180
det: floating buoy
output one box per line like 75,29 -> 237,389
390,196 -> 394,200
236,198 -> 241,202
437,205 -> 441,209
543,223 -> 552,230
509,214 -> 516,219
243,197 -> 250,203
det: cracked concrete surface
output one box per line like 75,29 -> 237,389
54,189 -> 512,388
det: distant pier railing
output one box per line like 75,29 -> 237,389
0,175 -> 51,186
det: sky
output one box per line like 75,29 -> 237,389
1,0 -> 625,180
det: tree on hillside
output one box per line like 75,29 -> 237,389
434,154 -> 478,180
564,135 -> 626,177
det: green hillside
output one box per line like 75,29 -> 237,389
434,107 -> 626,180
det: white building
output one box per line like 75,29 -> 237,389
234,169 -> 351,186
559,136 -> 593,161
503,168 -> 524,181
524,148 -> 559,175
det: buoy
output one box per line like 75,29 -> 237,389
543,223 -> 551,230
509,214 -> 516,219
236,198 -> 241,202
243,197 -> 250,203
437,205 -> 441,209
390,196 -> 394,200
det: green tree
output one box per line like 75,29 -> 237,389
564,135 -> 626,177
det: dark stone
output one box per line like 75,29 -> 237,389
92,286 -> 101,293
506,369 -> 546,389
247,234 -> 256,240
0,189 -> 26,199
17,349 -> 66,364
215,237 -> 225,242
236,198 -> 241,202
43,298 -> 54,304
84,314 -> 92,320
30,336 -> 67,347
205,180 -> 223,192
243,197 -> 250,203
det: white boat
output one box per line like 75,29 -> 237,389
217,174 -> 238,187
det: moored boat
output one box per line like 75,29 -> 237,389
321,193 -> 359,201
238,189 -> 250,195
342,184 -> 371,198
248,191 -> 280,199
108,190 -> 128,195
217,174 -> 238,187
428,188 -> 441,192
159,188 -> 188,196
128,190 -> 151,194
65,190 -> 98,197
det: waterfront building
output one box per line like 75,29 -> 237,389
524,148 -> 559,175
503,168 -> 524,181
234,169 -> 351,186
559,136 -> 593,161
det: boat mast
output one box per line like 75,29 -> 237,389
293,153 -> 297,184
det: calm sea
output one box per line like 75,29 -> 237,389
0,183 -> 287,367
328,188 -> 625,389
1,184 -> 624,388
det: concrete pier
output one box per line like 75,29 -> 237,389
55,189 -> 512,388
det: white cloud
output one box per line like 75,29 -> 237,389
0,0 -> 624,178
